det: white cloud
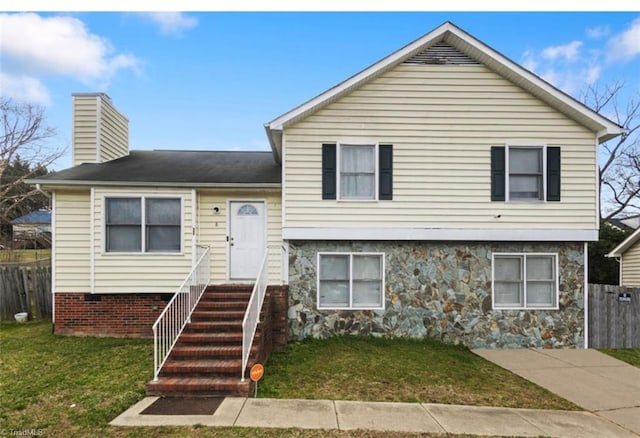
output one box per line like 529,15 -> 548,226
606,17 -> 640,63
521,50 -> 537,71
541,41 -> 583,62
0,73 -> 50,105
586,25 -> 611,39
139,12 -> 198,36
0,13 -> 140,85
585,65 -> 601,85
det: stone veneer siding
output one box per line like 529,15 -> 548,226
288,241 -> 585,348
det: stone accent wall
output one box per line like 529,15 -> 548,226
288,241 -> 585,348
54,293 -> 171,337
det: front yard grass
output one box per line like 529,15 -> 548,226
1,320 -> 579,437
259,336 -> 580,410
600,348 -> 640,367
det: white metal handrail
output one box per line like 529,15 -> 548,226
152,245 -> 210,381
241,248 -> 269,381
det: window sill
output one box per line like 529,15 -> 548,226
100,251 -> 185,257
493,306 -> 559,311
318,306 -> 385,311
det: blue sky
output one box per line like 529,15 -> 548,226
1,11 -> 639,170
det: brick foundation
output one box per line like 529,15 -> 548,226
53,286 -> 290,341
267,285 -> 289,352
54,293 -> 172,337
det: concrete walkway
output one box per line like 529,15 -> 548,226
111,396 -> 638,437
474,348 -> 640,437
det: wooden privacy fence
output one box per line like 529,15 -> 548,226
0,260 -> 52,321
588,284 -> 640,348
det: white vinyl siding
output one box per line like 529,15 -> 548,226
196,190 -> 283,284
98,98 -> 129,162
72,95 -> 99,166
283,64 -> 598,230
317,252 -> 385,310
92,188 -> 192,294
621,241 -> 640,287
54,190 -> 91,291
72,94 -> 128,166
492,253 -> 559,309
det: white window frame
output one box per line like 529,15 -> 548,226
317,252 -> 385,310
505,144 -> 547,202
492,252 -> 559,310
337,142 -> 379,201
103,194 -> 183,255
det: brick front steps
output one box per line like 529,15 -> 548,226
146,285 -> 262,397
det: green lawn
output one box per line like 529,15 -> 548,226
259,336 -> 579,410
1,321 -> 578,437
600,348 -> 640,367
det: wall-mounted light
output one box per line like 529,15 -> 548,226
213,206 -> 220,214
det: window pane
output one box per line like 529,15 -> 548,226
320,255 -> 349,280
509,148 -> 542,173
510,175 -> 542,200
107,226 -> 141,252
526,282 -> 555,307
527,256 -> 554,280
147,226 -> 181,252
341,145 -> 374,173
353,280 -> 382,307
353,255 -> 381,280
341,174 -> 375,199
494,281 -> 523,307
319,281 -> 349,307
107,198 -> 141,224
494,257 -> 521,281
147,198 -> 180,225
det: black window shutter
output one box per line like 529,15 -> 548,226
379,144 -> 393,200
547,147 -> 561,201
491,146 -> 505,201
322,143 -> 337,200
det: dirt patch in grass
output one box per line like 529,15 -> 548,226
259,336 -> 580,410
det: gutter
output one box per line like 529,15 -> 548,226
25,179 -> 281,189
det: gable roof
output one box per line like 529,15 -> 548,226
29,150 -> 281,188
608,226 -> 640,258
11,210 -> 51,225
264,21 -> 624,164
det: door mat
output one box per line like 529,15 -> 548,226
141,397 -> 224,415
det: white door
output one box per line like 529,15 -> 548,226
229,201 -> 265,280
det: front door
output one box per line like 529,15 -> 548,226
229,201 -> 265,280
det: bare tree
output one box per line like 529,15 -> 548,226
582,83 -> 640,220
0,98 -> 64,227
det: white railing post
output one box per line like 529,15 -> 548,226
241,247 -> 269,382
152,245 -> 210,381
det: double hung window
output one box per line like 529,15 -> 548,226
493,253 -> 558,309
105,197 -> 181,253
318,253 -> 384,309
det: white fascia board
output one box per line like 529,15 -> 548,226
264,21 -> 622,146
265,22 -> 452,132
283,227 -> 598,242
607,227 -> 640,257
26,180 -> 281,189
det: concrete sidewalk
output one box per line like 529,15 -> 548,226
474,348 -> 640,437
111,396 -> 637,437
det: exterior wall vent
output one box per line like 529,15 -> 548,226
403,41 -> 479,65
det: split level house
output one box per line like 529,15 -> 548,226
608,228 -> 640,287
30,22 -> 624,395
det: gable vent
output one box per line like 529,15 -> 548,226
403,41 -> 479,65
